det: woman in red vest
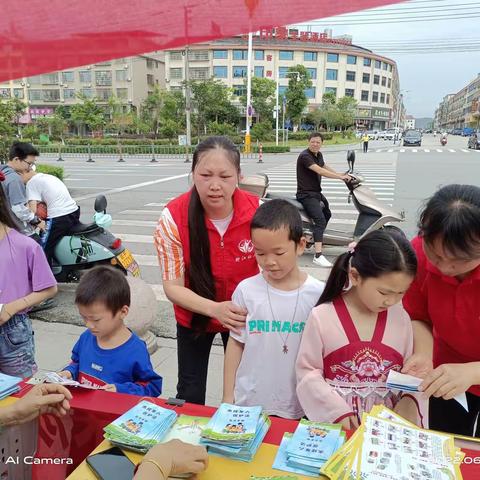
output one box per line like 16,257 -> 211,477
154,136 -> 259,404
403,184 -> 480,437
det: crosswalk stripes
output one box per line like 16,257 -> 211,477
368,148 -> 474,154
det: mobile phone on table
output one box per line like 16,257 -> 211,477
86,446 -> 135,480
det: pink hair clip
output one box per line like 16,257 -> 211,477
347,241 -> 357,254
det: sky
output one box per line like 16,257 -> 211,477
296,0 -> 480,118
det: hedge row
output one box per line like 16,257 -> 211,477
36,164 -> 64,181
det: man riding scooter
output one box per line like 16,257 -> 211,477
440,132 -> 447,146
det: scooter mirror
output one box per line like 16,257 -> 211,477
347,150 -> 355,173
94,195 -> 108,213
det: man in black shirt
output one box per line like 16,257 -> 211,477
296,132 -> 351,267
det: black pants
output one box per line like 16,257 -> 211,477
429,392 -> 480,437
296,193 -> 332,243
42,208 -> 80,264
176,323 -> 229,405
363,141 -> 369,153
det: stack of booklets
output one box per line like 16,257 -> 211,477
0,372 -> 22,400
103,400 -> 177,453
321,405 -> 464,480
200,403 -> 271,462
273,420 -> 346,477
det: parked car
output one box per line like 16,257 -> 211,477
383,129 -> 396,141
468,132 -> 480,150
366,130 -> 379,140
377,130 -> 386,139
452,128 -> 463,136
403,130 -> 422,146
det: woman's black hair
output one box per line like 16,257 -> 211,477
0,181 -> 19,230
188,136 -> 241,331
418,184 -> 480,259
317,228 -> 417,305
251,199 -> 303,244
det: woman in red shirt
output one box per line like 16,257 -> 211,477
154,137 -> 259,405
403,184 -> 480,436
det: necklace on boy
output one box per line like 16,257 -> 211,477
265,273 -> 301,354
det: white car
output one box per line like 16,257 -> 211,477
366,131 -> 379,140
383,131 -> 396,141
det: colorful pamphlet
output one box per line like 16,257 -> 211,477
162,415 -> 210,445
43,371 -> 100,390
103,400 -> 177,452
0,372 -> 22,400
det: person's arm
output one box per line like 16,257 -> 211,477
223,337 -> 245,403
308,163 -> 350,181
28,200 -> 38,214
0,384 -> 72,427
60,338 -> 81,380
296,311 -> 354,424
394,395 -> 420,425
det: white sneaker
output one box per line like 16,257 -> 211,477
313,254 -> 332,268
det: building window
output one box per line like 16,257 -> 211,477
28,90 -> 42,101
233,84 -> 247,96
79,71 -> 92,83
190,68 -> 209,80
28,76 -> 42,85
42,89 -> 60,101
375,60 -> 381,68
254,66 -> 264,78
383,62 -> 388,70
325,87 -> 337,96
279,50 -> 294,60
372,91 -> 379,102
62,72 -> 74,83
0,88 -> 11,98
279,85 -> 287,97
13,88 -> 24,99
363,57 -> 371,66
170,68 -> 183,79
147,74 -> 155,86
347,55 -> 357,65
254,50 -> 264,60
362,73 -> 370,83
170,51 -> 183,61
346,71 -> 356,82
213,50 -> 228,59
233,66 -> 248,78
388,78 -> 391,88
95,71 -> 112,86
80,88 -> 93,98
189,50 -> 209,61
380,93 -> 386,103
233,50 -> 248,60
96,89 -> 112,101
304,51 -> 317,62
279,67 -> 290,78
389,64 -> 393,72
345,88 -> 355,98
41,73 -> 59,85
116,70 -> 128,82
387,94 -> 390,104
381,76 -> 387,87
306,68 -> 317,80
373,75 -> 380,85
213,66 -> 228,78
327,53 -> 339,62
116,88 -> 128,99
304,87 -> 316,99
361,90 -> 369,102
146,59 -> 155,69
326,69 -> 338,81
63,89 -> 76,100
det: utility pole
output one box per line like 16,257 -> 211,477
183,46 -> 192,162
244,32 -> 253,154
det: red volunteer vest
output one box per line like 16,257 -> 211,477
167,188 -> 259,332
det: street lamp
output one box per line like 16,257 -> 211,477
182,47 -> 192,162
393,90 -> 409,144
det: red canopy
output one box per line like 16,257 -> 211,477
0,0 -> 404,82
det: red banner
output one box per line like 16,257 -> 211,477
0,0 -> 405,82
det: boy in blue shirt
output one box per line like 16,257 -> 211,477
59,266 -> 162,397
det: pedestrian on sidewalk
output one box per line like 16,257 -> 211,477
0,172 -> 57,378
361,132 -> 369,153
296,132 -> 352,268
154,136 -> 259,405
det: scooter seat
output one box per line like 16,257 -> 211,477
265,193 -> 324,210
69,222 -> 101,235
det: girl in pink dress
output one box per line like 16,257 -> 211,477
296,229 -> 423,430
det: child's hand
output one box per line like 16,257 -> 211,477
0,304 -> 13,325
402,353 -> 433,379
103,384 -> 117,392
58,371 -> 72,379
222,394 -> 234,404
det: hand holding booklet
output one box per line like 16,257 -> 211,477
386,370 -> 468,411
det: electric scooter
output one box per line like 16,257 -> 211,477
240,151 -> 405,248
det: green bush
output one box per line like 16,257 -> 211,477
36,164 -> 64,181
287,131 -> 310,140
252,145 -> 290,153
251,122 -> 274,142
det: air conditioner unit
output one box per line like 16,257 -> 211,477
26,83 -> 30,88
87,66 -> 92,70
87,84 -> 92,87
124,64 -> 129,69
127,78 -> 132,82
20,82 -> 25,86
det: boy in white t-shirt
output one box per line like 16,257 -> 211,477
223,199 -> 324,419
21,170 -> 80,264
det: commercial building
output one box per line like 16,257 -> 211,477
0,54 -> 165,121
165,28 -> 402,130
434,73 -> 480,131
405,115 -> 415,130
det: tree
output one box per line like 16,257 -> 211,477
70,94 -> 106,134
285,65 -> 312,131
0,97 -> 26,136
189,79 -> 239,135
107,96 -> 134,135
240,77 -> 276,124
315,93 -> 340,131
336,96 -> 358,132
